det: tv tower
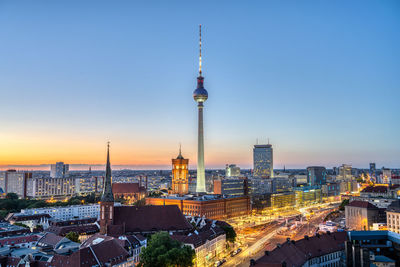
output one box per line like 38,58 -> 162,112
193,25 -> 208,193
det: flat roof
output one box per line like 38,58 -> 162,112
348,231 -> 400,244
148,194 -> 248,201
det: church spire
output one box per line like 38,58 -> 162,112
101,141 -> 114,202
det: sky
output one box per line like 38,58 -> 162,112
0,0 -> 399,170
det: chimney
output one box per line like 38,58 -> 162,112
139,176 -> 142,187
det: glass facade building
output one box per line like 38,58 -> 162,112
307,166 -> 327,186
253,144 -> 273,178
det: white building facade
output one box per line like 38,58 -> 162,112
19,204 -> 100,220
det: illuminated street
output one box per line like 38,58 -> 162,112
222,202 -> 341,267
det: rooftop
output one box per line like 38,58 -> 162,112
112,182 -> 146,194
347,200 -> 378,209
361,186 -> 388,193
253,232 -> 347,267
148,194 -> 248,201
386,199 -> 400,213
110,205 -> 193,234
0,222 -> 30,236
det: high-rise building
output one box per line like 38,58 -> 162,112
50,162 -> 69,178
307,166 -> 327,186
225,164 -> 240,177
213,177 -> 248,196
369,163 -> 376,173
75,176 -> 104,195
253,144 -> 273,178
0,170 -> 32,198
338,164 -> 352,180
381,168 -> 392,184
27,177 -> 75,199
193,25 -> 208,193
171,147 -> 189,195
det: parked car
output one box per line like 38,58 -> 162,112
215,260 -> 225,267
230,248 -> 242,257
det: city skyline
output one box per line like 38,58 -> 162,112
1,1 -> 399,169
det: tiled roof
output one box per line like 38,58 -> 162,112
46,224 -> 99,236
48,234 -> 129,267
80,233 -> 114,248
112,183 -> 146,194
253,232 -> 347,267
361,186 -> 388,193
387,200 -> 400,213
36,232 -> 64,247
171,227 -> 225,248
80,237 -> 129,266
171,217 -> 227,248
0,234 -> 40,246
0,256 -> 22,266
49,217 -> 97,226
112,205 -> 193,233
347,200 -> 378,209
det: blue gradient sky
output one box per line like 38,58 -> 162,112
0,0 -> 399,169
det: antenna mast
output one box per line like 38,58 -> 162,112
199,24 -> 202,76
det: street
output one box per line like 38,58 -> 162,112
222,202 -> 340,267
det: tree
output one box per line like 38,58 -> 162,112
68,199 -> 81,206
5,193 -> 18,200
65,231 -> 80,243
133,198 -> 146,207
14,222 -> 29,228
339,199 -> 349,211
148,191 -> 162,197
139,232 -> 195,267
221,225 -> 237,243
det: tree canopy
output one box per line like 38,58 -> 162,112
339,199 -> 349,211
0,192 -> 101,219
65,231 -> 80,243
221,225 -> 236,243
5,193 -> 18,200
139,232 -> 195,267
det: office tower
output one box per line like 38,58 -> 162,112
193,25 -> 208,193
338,164 -> 352,180
381,168 -> 392,184
171,147 -> 189,195
225,164 -> 240,177
50,162 -> 69,178
253,143 -> 273,178
370,163 -> 376,173
306,166 -> 327,186
213,177 -> 248,196
271,177 -> 293,192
